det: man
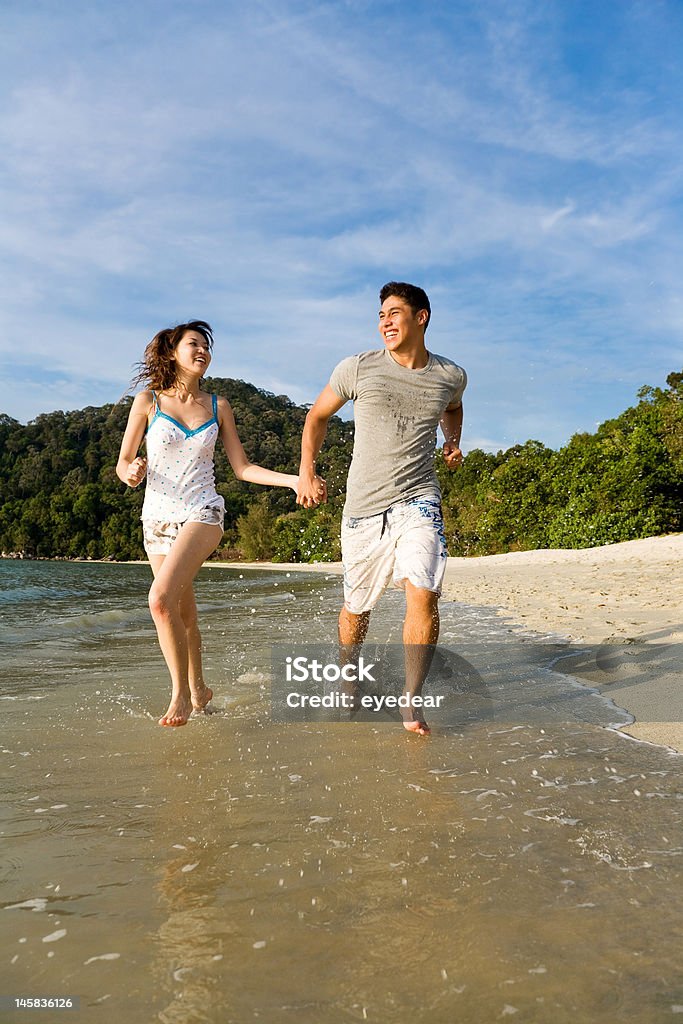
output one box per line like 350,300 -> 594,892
297,282 -> 467,734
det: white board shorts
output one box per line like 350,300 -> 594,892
341,492 -> 448,614
142,504 -> 225,557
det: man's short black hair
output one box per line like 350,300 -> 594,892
379,282 -> 431,329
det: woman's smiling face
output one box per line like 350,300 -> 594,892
172,330 -> 212,376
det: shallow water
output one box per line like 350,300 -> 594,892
1,561 -> 681,1023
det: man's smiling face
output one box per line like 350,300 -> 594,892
378,295 -> 428,353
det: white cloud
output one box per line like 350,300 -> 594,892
541,202 -> 576,232
0,0 -> 680,449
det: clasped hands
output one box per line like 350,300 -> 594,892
296,473 -> 327,508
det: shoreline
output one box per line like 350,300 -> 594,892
211,536 -> 683,753
442,534 -> 683,753
10,536 -> 681,752
210,533 -> 682,643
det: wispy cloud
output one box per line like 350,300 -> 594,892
0,0 -> 681,451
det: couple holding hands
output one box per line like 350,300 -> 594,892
117,282 -> 467,733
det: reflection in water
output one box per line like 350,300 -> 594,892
0,562 -> 681,1022
148,719 -> 681,1023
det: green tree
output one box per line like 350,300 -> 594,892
236,495 -> 277,560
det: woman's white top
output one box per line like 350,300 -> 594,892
140,392 -> 224,523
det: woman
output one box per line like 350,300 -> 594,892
117,320 -> 300,727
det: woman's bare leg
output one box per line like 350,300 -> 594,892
178,586 -> 213,711
147,522 -> 222,726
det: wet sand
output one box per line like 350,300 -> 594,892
229,534 -> 683,752
440,535 -> 683,753
2,560 -> 681,1022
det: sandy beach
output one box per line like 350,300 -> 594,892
231,533 -> 683,752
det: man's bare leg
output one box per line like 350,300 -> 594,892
338,605 -> 371,646
338,606 -> 371,713
148,522 -> 223,726
402,581 -> 440,735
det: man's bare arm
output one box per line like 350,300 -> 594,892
440,403 -> 464,470
297,384 -> 347,507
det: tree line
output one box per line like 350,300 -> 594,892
0,372 -> 680,561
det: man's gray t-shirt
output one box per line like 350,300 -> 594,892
329,349 -> 467,518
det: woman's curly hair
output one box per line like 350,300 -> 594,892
131,320 -> 214,392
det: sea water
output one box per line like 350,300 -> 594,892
0,560 -> 681,1023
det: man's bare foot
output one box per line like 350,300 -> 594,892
403,719 -> 431,736
159,694 -> 193,727
190,684 -> 213,713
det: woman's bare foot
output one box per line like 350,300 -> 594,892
159,693 -> 193,727
403,719 -> 431,736
190,684 -> 213,713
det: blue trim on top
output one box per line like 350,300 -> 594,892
147,393 -> 218,438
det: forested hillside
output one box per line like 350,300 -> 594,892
438,372 -> 683,554
0,377 -> 352,561
0,372 -> 680,561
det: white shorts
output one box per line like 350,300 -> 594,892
142,504 -> 224,557
341,492 -> 447,614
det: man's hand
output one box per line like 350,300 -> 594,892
125,456 -> 147,488
296,473 -> 327,508
442,442 -> 463,470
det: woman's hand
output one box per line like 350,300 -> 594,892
125,456 -> 147,488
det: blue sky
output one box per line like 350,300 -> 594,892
1,0 -> 681,452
